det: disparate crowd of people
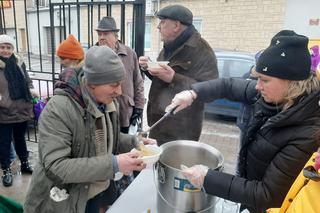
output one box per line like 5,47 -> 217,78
1,4 -> 320,213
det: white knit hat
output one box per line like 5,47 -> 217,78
0,34 -> 15,49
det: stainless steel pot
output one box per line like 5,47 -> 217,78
156,140 -> 224,213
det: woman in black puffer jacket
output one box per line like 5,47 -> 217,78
165,30 -> 320,213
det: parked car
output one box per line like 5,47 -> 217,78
205,50 -> 255,118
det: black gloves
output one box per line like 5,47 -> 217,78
130,108 -> 143,126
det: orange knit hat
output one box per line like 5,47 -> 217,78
57,35 -> 84,60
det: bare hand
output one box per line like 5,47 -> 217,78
116,152 -> 145,175
141,137 -> 157,145
139,56 -> 149,70
148,64 -> 175,83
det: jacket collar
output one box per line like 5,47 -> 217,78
158,31 -> 201,61
95,41 -> 128,56
115,42 -> 128,56
263,90 -> 320,129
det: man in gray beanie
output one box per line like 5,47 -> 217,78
139,5 -> 218,145
84,45 -> 126,85
24,46 -> 156,213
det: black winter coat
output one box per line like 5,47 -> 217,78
192,78 -> 320,213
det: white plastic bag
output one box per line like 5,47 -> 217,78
128,123 -> 138,135
128,118 -> 141,135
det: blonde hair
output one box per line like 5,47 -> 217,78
283,74 -> 320,110
68,59 -> 84,69
252,68 -> 320,110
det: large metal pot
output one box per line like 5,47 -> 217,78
156,140 -> 224,213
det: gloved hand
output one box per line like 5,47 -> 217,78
130,108 -> 143,126
116,152 -> 145,175
181,164 -> 209,188
165,90 -> 197,114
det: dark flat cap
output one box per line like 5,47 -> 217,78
96,16 -> 119,32
156,5 -> 193,26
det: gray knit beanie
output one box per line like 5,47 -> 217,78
83,46 -> 125,85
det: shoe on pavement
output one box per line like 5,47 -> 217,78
20,161 -> 33,174
2,168 -> 13,187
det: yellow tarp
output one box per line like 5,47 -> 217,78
309,39 -> 320,48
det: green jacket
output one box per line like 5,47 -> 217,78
0,195 -> 23,213
24,68 -> 138,213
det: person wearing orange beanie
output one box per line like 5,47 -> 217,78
56,34 -> 84,68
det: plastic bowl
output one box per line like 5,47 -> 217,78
147,61 -> 169,69
132,145 -> 162,167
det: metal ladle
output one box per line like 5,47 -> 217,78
136,106 -> 178,141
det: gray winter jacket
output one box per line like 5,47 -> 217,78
192,78 -> 320,213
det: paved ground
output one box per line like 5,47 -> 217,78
0,114 -> 240,205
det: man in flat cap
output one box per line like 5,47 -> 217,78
139,5 -> 218,145
24,46 -> 155,213
96,16 -> 144,135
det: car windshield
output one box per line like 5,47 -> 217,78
217,58 -> 254,78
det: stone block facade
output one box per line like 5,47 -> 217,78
149,0 -> 286,54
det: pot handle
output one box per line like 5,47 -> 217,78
215,164 -> 224,172
156,162 -> 166,184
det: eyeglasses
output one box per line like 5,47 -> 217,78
0,45 -> 13,50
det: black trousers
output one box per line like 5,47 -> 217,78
0,122 -> 29,169
85,181 -> 119,213
120,126 -> 129,134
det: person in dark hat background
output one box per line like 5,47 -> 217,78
24,46 -> 156,213
96,16 -> 144,135
139,5 -> 218,145
165,30 -> 320,212
95,16 -> 146,194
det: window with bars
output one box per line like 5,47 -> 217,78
127,20 -> 151,51
33,0 -> 48,7
193,19 -> 202,34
